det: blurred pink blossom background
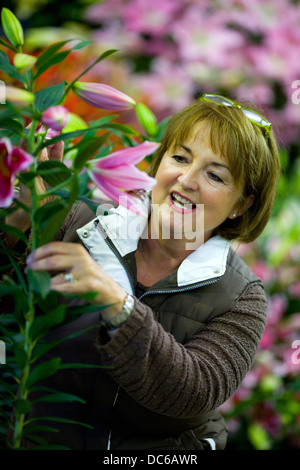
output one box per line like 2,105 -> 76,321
85,0 -> 300,145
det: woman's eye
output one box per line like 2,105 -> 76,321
173,155 -> 188,163
208,172 -> 223,183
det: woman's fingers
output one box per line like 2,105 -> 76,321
38,147 -> 49,162
26,242 -> 89,273
48,140 -> 64,162
27,253 -> 76,273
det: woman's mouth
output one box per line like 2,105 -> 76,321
169,191 -> 197,214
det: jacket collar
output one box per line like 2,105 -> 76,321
77,197 -> 231,290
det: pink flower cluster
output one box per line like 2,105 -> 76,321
220,237 -> 300,448
85,0 -> 300,143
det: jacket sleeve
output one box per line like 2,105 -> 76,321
96,283 -> 268,418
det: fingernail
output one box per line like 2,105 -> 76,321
26,254 -> 33,264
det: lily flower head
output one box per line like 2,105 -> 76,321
86,140 -> 159,215
72,82 -> 136,111
0,138 -> 34,208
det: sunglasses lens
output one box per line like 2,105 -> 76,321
243,109 -> 270,127
203,94 -> 234,107
201,94 -> 271,138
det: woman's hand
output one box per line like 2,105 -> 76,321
26,241 -> 127,320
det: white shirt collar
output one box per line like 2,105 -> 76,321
77,198 -> 231,288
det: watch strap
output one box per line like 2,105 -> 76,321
102,294 -> 135,331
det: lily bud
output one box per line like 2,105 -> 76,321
42,105 -> 70,131
5,85 -> 34,106
1,8 -> 24,48
72,82 -> 136,111
135,103 -> 158,137
14,53 -> 37,73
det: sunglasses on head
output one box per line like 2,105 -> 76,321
200,93 -> 272,139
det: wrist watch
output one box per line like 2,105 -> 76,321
102,294 -> 135,331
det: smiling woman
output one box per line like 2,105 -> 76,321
149,95 -> 280,243
5,93 -> 281,451
150,121 -> 248,247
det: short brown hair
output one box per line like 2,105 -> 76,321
148,98 -> 281,243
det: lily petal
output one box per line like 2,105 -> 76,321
92,141 -> 160,169
0,138 -> 34,208
10,147 -> 34,173
0,173 -> 14,208
93,177 -> 148,216
94,166 -> 156,190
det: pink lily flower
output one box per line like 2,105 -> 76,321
86,140 -> 159,215
72,82 -> 136,111
42,105 -> 70,131
0,138 -> 34,208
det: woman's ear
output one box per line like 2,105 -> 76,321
229,194 -> 254,219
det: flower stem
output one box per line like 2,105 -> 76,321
12,293 -> 35,448
63,49 -> 118,100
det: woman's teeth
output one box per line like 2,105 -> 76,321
171,193 -> 196,209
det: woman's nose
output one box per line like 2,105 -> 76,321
178,169 -> 199,191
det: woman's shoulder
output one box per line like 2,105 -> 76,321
226,245 -> 263,285
55,202 -> 96,242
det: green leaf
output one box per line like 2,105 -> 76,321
39,128 -> 96,148
68,49 -> 118,86
37,176 -> 79,247
0,117 -> 25,136
71,39 -> 93,50
0,37 -> 16,52
73,133 -> 110,172
14,398 -> 32,415
34,41 -> 73,78
34,391 -> 85,404
0,50 -> 25,84
26,358 -> 61,389
101,122 -> 139,135
32,415 -> 94,429
18,170 -> 37,186
13,343 -> 27,370
34,82 -> 66,113
0,223 -> 29,246
0,283 -> 21,297
22,424 -> 59,435
26,269 -> 51,298
33,199 -> 68,227
34,39 -> 92,79
38,121 -> 116,151
37,160 -> 72,186
29,304 -> 66,341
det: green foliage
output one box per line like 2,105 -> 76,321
0,7 -> 158,450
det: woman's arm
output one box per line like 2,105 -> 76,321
96,283 -> 268,418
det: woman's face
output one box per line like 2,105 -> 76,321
151,121 -> 244,246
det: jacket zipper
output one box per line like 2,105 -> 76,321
94,219 -> 133,450
137,278 -> 220,301
94,218 -> 220,449
94,219 -> 135,294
